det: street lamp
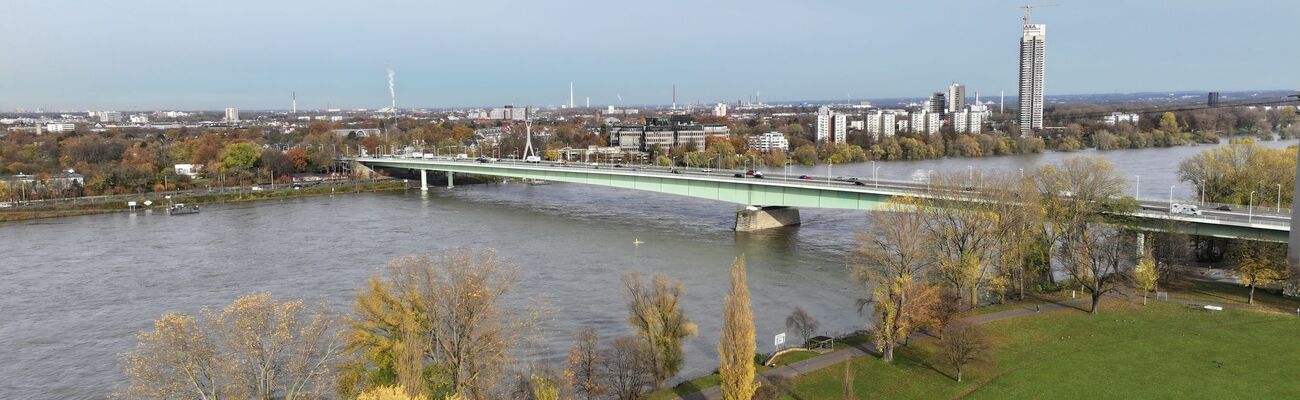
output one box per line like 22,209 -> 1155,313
1278,183 -> 1283,213
1249,190 -> 1256,223
1134,175 -> 1140,200
873,161 -> 881,188
1168,185 -> 1175,213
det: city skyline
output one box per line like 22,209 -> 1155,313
2,0 -> 1298,110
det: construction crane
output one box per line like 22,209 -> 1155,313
1019,3 -> 1057,23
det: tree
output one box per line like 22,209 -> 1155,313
1060,224 -> 1135,314
622,273 -> 697,387
719,257 -> 759,400
286,147 -> 310,172
1159,112 -> 1181,133
1177,138 -> 1295,207
564,328 -> 603,400
792,144 -> 818,166
340,251 -> 531,400
119,293 -> 343,400
1229,241 -> 1288,304
219,142 -> 261,172
918,174 -> 1002,308
784,307 -> 819,348
935,320 -> 987,383
599,336 -> 655,400
1134,254 -> 1159,305
841,359 -> 857,400
851,197 -> 934,361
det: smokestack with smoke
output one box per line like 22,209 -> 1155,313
387,68 -> 396,112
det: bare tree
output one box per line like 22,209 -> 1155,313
852,197 -> 935,361
118,293 -> 343,400
784,307 -> 820,348
918,173 -> 1002,309
1059,224 -> 1136,314
622,272 -> 697,387
564,328 -> 603,400
599,336 -> 655,400
935,320 -> 987,383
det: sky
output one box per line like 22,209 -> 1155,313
2,0 -> 1297,111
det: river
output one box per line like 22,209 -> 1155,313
1,139 -> 1295,399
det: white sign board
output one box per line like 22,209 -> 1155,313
774,333 -> 786,347
127,201 -> 137,207
143,200 -> 153,206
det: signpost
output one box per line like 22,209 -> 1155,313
774,333 -> 786,348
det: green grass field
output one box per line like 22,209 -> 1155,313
780,300 -> 1300,399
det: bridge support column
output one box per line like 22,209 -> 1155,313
735,206 -> 801,232
1136,232 -> 1146,257
420,169 -> 428,191
447,171 -> 454,189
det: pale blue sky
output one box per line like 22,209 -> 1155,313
2,0 -> 1296,111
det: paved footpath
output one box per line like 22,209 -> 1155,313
680,297 -> 1092,400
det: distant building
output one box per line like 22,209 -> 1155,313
224,107 -> 240,122
479,106 -> 527,121
713,102 -> 728,117
330,128 -> 381,138
45,123 -> 76,133
815,106 -> 848,143
1103,112 -> 1140,125
611,115 -> 729,152
129,114 -> 150,124
909,110 -> 941,134
953,109 -> 984,134
866,109 -> 897,139
1208,92 -> 1221,107
98,111 -> 122,123
929,92 -> 946,115
747,132 -> 789,152
1019,23 -> 1046,135
946,83 -> 966,114
174,164 -> 203,178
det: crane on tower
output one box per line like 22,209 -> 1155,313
1020,3 -> 1057,23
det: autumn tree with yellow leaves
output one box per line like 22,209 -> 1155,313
718,257 -> 759,400
622,272 -> 697,387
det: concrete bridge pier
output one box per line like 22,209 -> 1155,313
447,171 -> 454,189
420,169 -> 428,191
735,206 -> 801,232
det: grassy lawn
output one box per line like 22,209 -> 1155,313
779,300 -> 1300,399
1164,278 -> 1300,313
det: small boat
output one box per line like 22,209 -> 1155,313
166,203 -> 200,215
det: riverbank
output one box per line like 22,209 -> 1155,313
0,179 -> 407,223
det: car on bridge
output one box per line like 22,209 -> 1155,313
798,175 -> 813,180
1171,203 -> 1203,216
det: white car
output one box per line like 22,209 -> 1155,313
251,186 -> 264,191
1170,203 -> 1202,216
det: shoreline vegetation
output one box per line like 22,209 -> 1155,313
0,178 -> 405,223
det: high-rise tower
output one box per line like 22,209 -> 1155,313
1018,21 -> 1046,135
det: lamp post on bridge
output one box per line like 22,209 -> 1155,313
873,161 -> 881,188
1278,183 -> 1283,213
1168,185 -> 1175,213
1249,190 -> 1256,223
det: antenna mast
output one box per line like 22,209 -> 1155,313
1019,3 -> 1057,23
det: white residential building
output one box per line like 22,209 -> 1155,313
713,102 -> 728,117
953,109 -> 984,134
747,132 -> 789,152
909,110 -> 942,134
1019,23 -> 1046,135
45,123 -> 76,133
129,114 -> 150,124
866,109 -> 897,139
946,83 -> 966,114
224,107 -> 240,122
1103,112 -> 1140,125
815,106 -> 848,143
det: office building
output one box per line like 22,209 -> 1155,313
98,111 -> 122,123
611,115 -> 729,152
129,114 -> 150,124
866,109 -> 897,139
1103,112 -> 1140,125
713,102 -> 728,117
928,92 -> 946,115
1018,22 -> 1046,135
45,123 -> 76,133
815,106 -> 848,143
747,132 -> 789,152
946,83 -> 966,114
224,107 -> 240,122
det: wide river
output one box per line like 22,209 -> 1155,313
1,140 -> 1295,399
